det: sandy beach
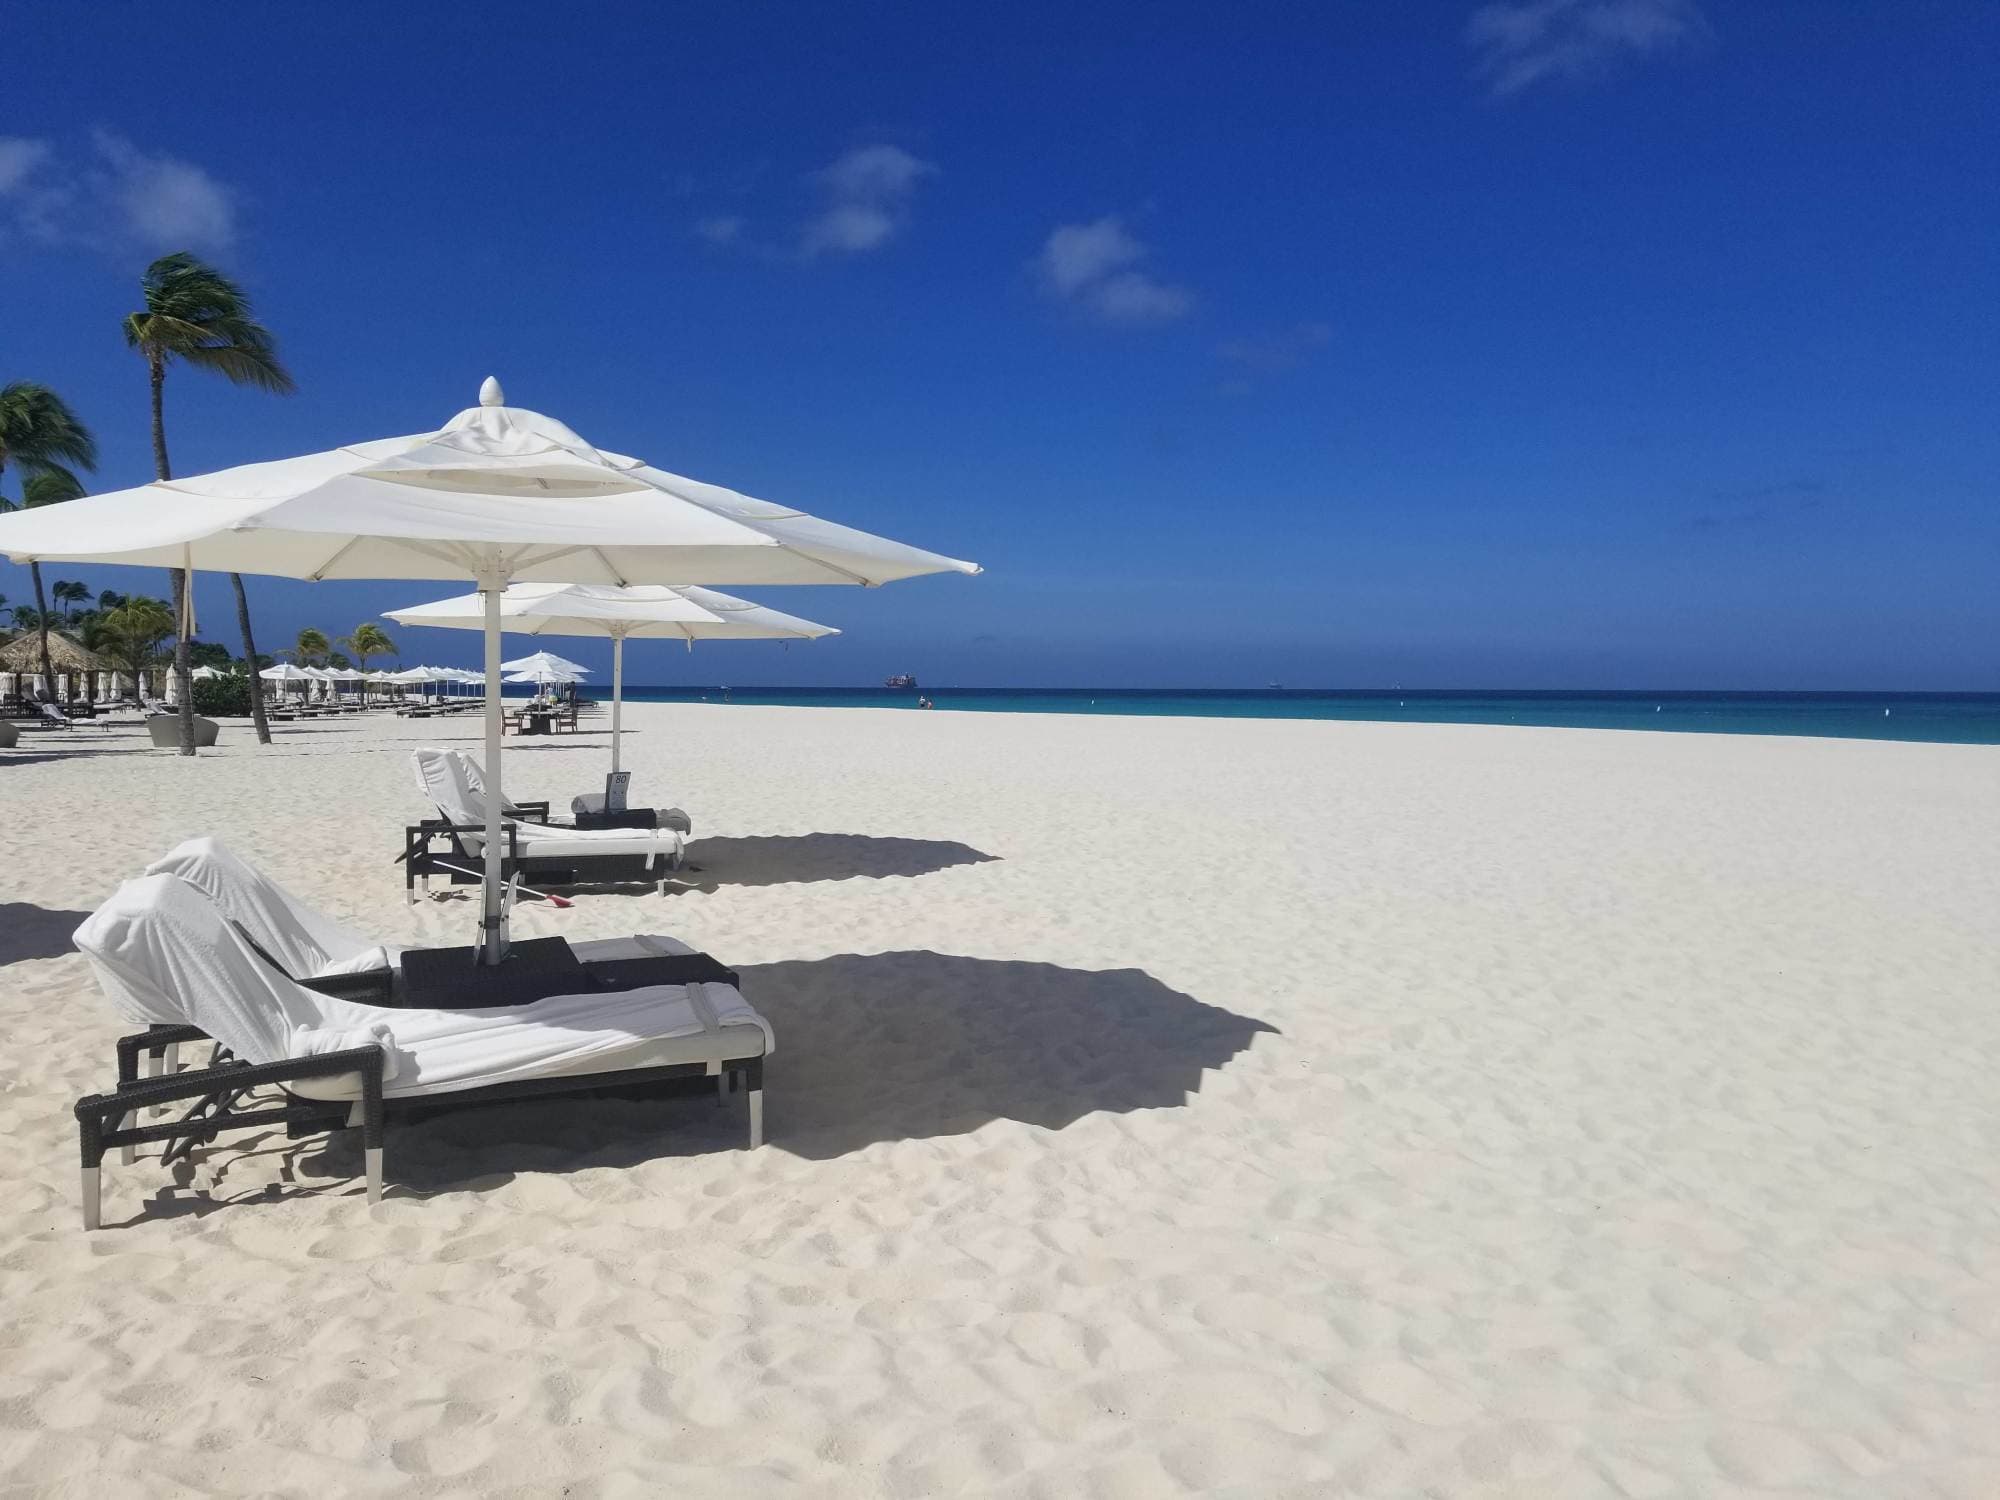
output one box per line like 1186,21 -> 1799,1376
1,702 -> 1996,1497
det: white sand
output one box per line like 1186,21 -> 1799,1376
1,703 -> 1997,1497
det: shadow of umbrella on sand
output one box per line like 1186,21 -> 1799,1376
738,952 -> 1278,1160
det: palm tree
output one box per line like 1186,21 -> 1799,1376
340,621 -> 397,671
125,252 -> 295,752
97,596 -> 177,686
294,626 -> 331,666
18,469 -> 90,701
52,580 -> 91,620
0,383 -> 98,700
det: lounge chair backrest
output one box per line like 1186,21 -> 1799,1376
449,750 -> 528,818
145,836 -> 388,980
72,875 -> 374,1061
411,746 -> 489,854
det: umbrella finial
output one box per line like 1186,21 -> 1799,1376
479,376 -> 505,407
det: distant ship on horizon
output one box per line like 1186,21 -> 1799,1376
884,674 -> 918,689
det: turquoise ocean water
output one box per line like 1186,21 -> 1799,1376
581,687 -> 2000,746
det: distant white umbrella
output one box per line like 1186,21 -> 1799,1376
0,377 -> 978,963
499,649 -> 591,678
390,582 -> 836,772
189,665 -> 226,680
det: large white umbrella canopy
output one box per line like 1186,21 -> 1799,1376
259,663 -> 315,681
0,377 -> 978,963
388,582 -> 837,772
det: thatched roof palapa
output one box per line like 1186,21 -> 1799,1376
0,630 -> 122,675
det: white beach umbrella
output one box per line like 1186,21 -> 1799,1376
499,649 -> 591,678
0,377 -> 978,963
189,665 -> 226,680
388,582 -> 836,772
259,662 -> 315,703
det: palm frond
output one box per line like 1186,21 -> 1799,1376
21,465 -> 87,505
183,342 -> 296,393
0,383 -> 99,472
137,252 -> 296,395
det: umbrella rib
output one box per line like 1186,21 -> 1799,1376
306,536 -> 366,582
588,547 -> 630,587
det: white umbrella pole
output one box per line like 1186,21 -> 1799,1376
611,633 -> 624,775
480,569 -> 508,965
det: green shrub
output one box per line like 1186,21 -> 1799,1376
191,675 -> 253,717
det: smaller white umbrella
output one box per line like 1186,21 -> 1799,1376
390,583 -> 833,771
190,665 -> 226,680
500,650 -> 590,678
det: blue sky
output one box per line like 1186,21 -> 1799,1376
2,0 -> 1995,689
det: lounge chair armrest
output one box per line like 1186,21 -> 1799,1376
300,970 -> 395,1003
81,1045 -> 386,1116
510,800 -> 552,820
115,1024 -> 211,1085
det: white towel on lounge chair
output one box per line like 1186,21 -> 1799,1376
148,835 -> 699,979
411,747 -> 684,866
147,837 -> 399,981
73,875 -> 772,1100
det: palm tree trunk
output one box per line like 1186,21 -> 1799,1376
233,572 -> 272,743
151,354 -> 198,757
31,561 -> 55,705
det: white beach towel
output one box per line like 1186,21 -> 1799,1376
147,836 -> 398,981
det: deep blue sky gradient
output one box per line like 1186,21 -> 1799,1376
3,1 -> 1995,688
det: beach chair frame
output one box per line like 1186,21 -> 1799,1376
75,1021 -> 764,1230
399,806 -> 678,900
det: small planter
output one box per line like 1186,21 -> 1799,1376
146,715 -> 220,749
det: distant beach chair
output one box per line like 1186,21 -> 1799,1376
33,702 -> 74,730
402,746 -> 687,901
455,749 -> 691,835
69,872 -> 771,1229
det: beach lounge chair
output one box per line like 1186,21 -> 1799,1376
453,750 -> 692,836
70,873 -> 772,1228
403,747 -> 686,901
33,702 -> 74,730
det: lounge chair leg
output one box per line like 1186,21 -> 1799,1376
747,1089 -> 763,1149
81,1167 -> 101,1231
119,1109 -> 137,1165
361,1054 -> 385,1204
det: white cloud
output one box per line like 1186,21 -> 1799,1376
0,131 -> 237,252
1039,216 -> 1144,294
1465,0 -> 1708,96
801,144 -> 933,258
0,137 -> 51,195
695,213 -> 744,245
803,202 -> 896,255
92,131 -> 236,250
1035,215 -> 1193,326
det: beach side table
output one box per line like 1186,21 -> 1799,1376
395,935 -> 739,1009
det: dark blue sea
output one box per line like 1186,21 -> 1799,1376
585,687 -> 2000,746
